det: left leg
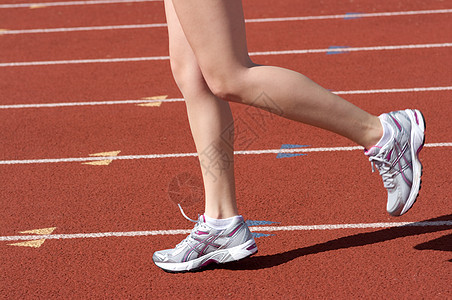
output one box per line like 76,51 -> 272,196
164,0 -> 238,219
152,0 -> 258,273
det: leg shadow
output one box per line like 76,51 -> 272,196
213,214 -> 452,271
414,233 -> 452,262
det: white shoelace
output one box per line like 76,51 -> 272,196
369,156 -> 396,189
177,203 -> 198,223
174,204 -> 201,249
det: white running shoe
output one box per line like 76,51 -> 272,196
153,215 -> 257,272
366,109 -> 426,216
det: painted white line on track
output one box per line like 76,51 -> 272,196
0,0 -> 161,9
0,98 -> 184,109
0,56 -> 170,67
249,42 -> 452,56
2,9 -> 452,35
245,9 -> 452,23
1,86 -> 451,109
1,220 -> 451,242
334,86 -> 452,95
1,42 -> 451,67
1,23 -> 168,35
0,143 -> 450,165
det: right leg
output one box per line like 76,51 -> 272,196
163,0 -> 238,219
169,0 -> 425,218
170,0 -> 383,150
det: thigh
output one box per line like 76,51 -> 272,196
164,0 -> 204,90
170,0 -> 253,78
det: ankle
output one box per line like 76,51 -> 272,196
204,199 -> 238,219
204,210 -> 239,219
363,116 -> 384,149
204,214 -> 242,230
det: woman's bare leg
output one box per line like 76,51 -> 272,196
171,0 -> 383,149
154,0 -> 425,272
164,0 -> 237,219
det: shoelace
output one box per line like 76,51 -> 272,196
369,156 -> 396,189
177,203 -> 198,223
174,204 -> 201,249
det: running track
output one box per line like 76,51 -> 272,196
0,0 -> 451,298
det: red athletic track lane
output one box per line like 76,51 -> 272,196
1,0 -> 451,298
1,225 -> 451,298
1,48 -> 452,105
0,2 -> 166,30
2,14 -> 452,62
1,92 -> 451,159
1,0 -> 451,30
1,149 -> 451,230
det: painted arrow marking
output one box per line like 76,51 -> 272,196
8,227 -> 57,248
82,151 -> 121,165
136,95 -> 168,107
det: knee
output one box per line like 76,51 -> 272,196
203,68 -> 249,103
169,56 -> 253,103
169,57 -> 207,97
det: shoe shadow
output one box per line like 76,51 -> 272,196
213,214 -> 452,271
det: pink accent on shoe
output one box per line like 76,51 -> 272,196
247,243 -> 257,251
228,224 -> 243,237
202,215 -> 206,223
364,146 -> 381,156
416,144 -> 424,156
414,111 -> 420,125
390,115 -> 402,131
196,231 -> 209,235
200,259 -> 218,268
386,149 -> 393,161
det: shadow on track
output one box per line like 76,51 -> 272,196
212,214 -> 452,271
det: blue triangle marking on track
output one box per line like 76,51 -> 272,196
246,220 -> 279,239
276,144 -> 309,158
280,144 -> 309,149
251,232 -> 274,238
344,12 -> 363,19
327,46 -> 350,55
246,220 -> 279,226
276,153 -> 305,158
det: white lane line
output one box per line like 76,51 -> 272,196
0,56 -> 170,67
334,86 -> 452,95
1,42 -> 451,67
0,143 -> 450,165
245,9 -> 452,23
0,98 -> 185,109
1,23 -> 168,35
1,220 -> 450,242
1,86 -> 451,109
0,0 -> 161,9
2,9 -> 452,35
249,42 -> 452,56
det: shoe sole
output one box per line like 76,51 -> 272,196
154,238 -> 258,273
398,109 -> 426,216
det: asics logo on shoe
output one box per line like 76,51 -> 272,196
184,234 -> 223,262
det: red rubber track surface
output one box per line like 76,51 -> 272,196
0,0 -> 451,298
